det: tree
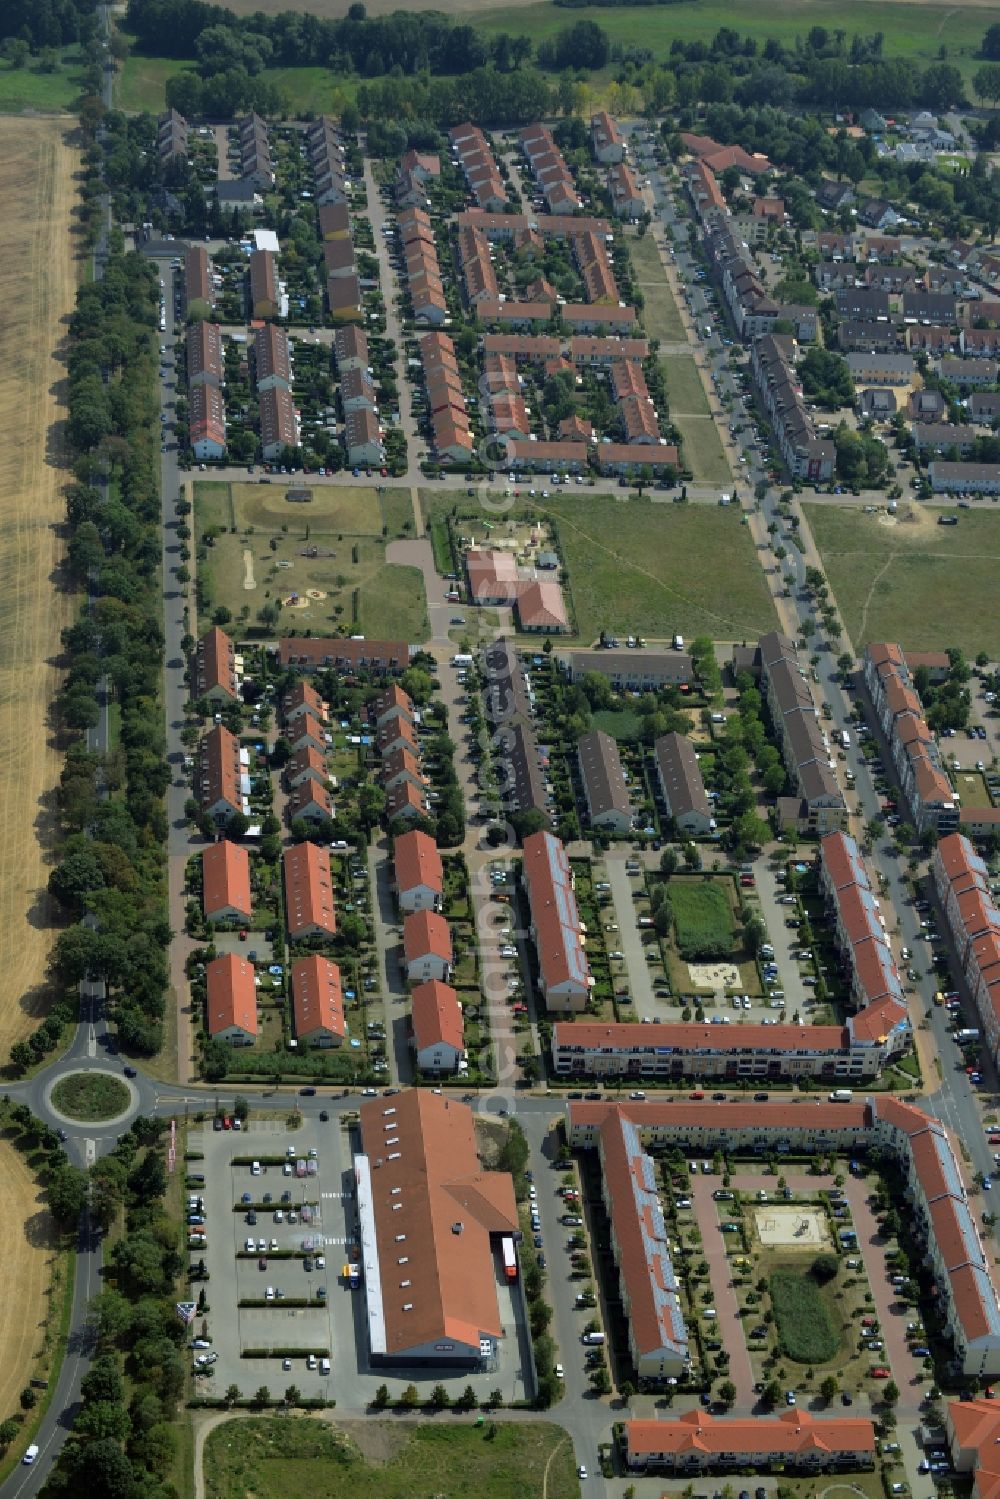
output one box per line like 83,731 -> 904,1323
883,1379 -> 900,1406
372,1383 -> 389,1408
659,847 -> 679,877
820,1374 -> 839,1404
48,1163 -> 89,1226
718,1378 -> 737,1408
430,1382 -> 450,1408
225,1384 -> 240,1406
400,1383 -> 419,1408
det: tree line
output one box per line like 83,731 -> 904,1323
0,0 -> 96,51
44,241 -> 171,1062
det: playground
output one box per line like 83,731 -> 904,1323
753,1205 -> 832,1251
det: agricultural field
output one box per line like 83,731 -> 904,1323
668,878 -> 735,961
419,490 -> 777,645
628,233 -> 685,344
203,1417 -> 581,1499
0,120 -> 78,1056
804,501 -> 1000,659
193,481 -> 429,642
474,0 -> 994,84
0,1134 -> 62,1431
769,1261 -> 841,1364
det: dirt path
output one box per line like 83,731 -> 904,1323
0,120 -> 78,1054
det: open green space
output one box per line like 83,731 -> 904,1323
660,355 -> 731,485
769,1262 -> 841,1364
661,356 -> 711,419
628,234 -> 685,344
805,501 -> 1000,659
117,53 -> 358,115
194,481 -> 428,641
668,878 -> 734,960
591,708 -> 643,742
0,51 -> 85,112
420,490 -> 776,645
51,1073 -> 131,1123
473,0 -> 992,83
115,54 -> 195,113
203,1416 -> 580,1499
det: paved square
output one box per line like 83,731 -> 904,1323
753,1205 -> 831,1250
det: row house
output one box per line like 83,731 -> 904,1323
961,327 -> 1000,359
609,160 -> 644,219
276,638 -> 409,676
448,123 -> 506,212
684,159 -> 726,225
259,384 -> 299,462
911,423 -> 974,458
334,324 -> 368,375
185,244 -> 214,317
393,827 -> 443,913
574,229 -> 618,304
249,247 -> 279,320
941,357 -> 1000,388
577,728 -> 632,835
237,112 -> 273,190
403,909 -> 452,984
187,322 -> 223,392
157,107 -> 187,164
198,724 -> 246,826
410,979 -> 464,1075
750,335 -> 835,482
421,330 -> 474,464
341,365 -> 377,415
202,840 -> 252,926
319,203 -> 350,243
654,733 -> 712,837
206,953 -> 257,1044
863,643 -> 958,835
458,222 -> 498,306
343,407 -> 385,469
521,830 -> 590,1012
253,324 -> 291,393
400,204 -> 447,325
307,117 -> 349,206
591,111 -> 625,164
291,953 -> 345,1046
932,835 -> 1000,1072
194,625 -> 238,704
929,459 -> 1000,489
625,1412 -> 875,1473
753,632 -> 846,833
189,383 -> 226,461
283,841 -> 336,940
519,122 -> 581,214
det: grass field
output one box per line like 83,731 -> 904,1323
473,0 -> 993,83
115,54 -> 194,113
0,1136 -> 60,1435
51,1073 -> 131,1122
116,53 -> 359,115
419,490 -> 776,644
0,121 -> 77,1057
628,234 -> 686,344
669,878 -> 734,960
203,1417 -> 580,1499
591,708 -> 643,742
804,501 -> 1000,658
194,481 -> 429,641
0,51 -> 85,113
660,356 -> 732,487
770,1263 -> 840,1364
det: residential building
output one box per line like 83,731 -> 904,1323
591,111 -> 625,164
941,358 -> 999,389
353,1091 -> 518,1365
186,321 -> 223,388
277,638 -> 409,675
394,829 -> 443,912
411,980 -> 464,1074
403,909 -> 453,983
260,385 -> 299,461
291,954 -> 345,1046
863,643 -> 958,834
516,580 -> 568,633
283,841 -> 337,940
286,745 -> 328,791
752,633 -> 847,834
185,244 -> 213,316
194,626 -> 238,703
189,383 -> 226,461
577,729 -> 632,835
609,160 -> 645,219
237,112 -> 273,189
334,324 -> 368,375
287,777 -> 333,824
557,650 -> 694,690
157,108 -> 187,164
624,1412 -> 875,1472
521,831 -> 590,1012
206,953 -> 257,1043
343,407 -> 385,469
254,324 -> 292,392
932,835 -> 1000,1073
654,733 -> 712,837
845,352 -> 915,387
201,840 -> 252,925
928,462 -> 1000,494
248,248 -> 279,319
818,832 -> 908,1032
319,200 -> 351,240
750,336 -> 834,482
198,725 -> 244,825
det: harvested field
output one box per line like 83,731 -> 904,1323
0,1136 -> 59,1422
0,120 -> 77,1055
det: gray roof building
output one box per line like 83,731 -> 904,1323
653,733 -> 712,837
577,730 -> 632,834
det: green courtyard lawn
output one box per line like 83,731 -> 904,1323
805,501 -> 1000,659
628,233 -> 685,343
203,1417 -> 580,1499
661,355 -> 731,487
769,1262 -> 841,1364
193,481 -> 428,641
420,489 -> 776,645
668,878 -> 735,961
473,0 -> 991,86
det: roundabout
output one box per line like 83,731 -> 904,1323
47,1070 -> 136,1126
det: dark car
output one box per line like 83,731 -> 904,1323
213,1117 -> 223,1131
300,1087 -> 316,1097
241,1191 -> 252,1204
533,1234 -> 543,1249
123,1066 -> 137,1078
246,1211 -> 257,1225
319,1110 -> 329,1122
584,1091 -> 602,1101
754,1092 -> 770,1102
841,1392 -> 853,1406
711,1092 -> 726,1101
262,1193 -> 272,1205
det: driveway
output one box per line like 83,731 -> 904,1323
605,854 -> 657,1020
385,537 -> 453,646
690,1177 -> 755,1406
753,860 -> 809,1017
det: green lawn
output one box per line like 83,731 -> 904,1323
473,0 -> 992,83
116,55 -> 195,113
0,51 -> 85,112
51,1073 -> 131,1122
591,708 -> 643,742
805,501 -> 1000,659
660,355 -> 732,485
628,233 -> 685,344
203,1417 -> 581,1499
420,489 -> 776,645
770,1263 -> 840,1364
194,482 -> 428,640
116,53 -> 358,115
661,356 -> 711,418
668,878 -> 734,961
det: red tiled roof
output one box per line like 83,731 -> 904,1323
626,1410 -> 875,1459
411,979 -> 464,1053
394,829 -> 442,897
403,909 -> 452,965
202,840 -> 252,921
291,954 -> 344,1041
282,841 -> 336,937
206,953 -> 258,1038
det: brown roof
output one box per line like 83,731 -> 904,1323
655,732 -> 710,823
249,248 -> 278,310
187,321 -> 223,384
277,638 -> 408,673
357,1091 -> 518,1356
283,841 -> 336,937
254,323 -> 292,387
291,954 -> 345,1041
394,829 -> 442,896
189,383 -> 226,447
185,244 -> 212,305
283,680 -> 325,722
201,840 -> 252,920
577,730 -> 630,824
206,953 -> 258,1038
403,909 -> 452,965
200,724 -> 241,815
411,979 -> 464,1053
196,626 -> 237,699
334,324 -> 368,366
555,1020 -> 847,1054
260,385 -> 298,452
319,200 -> 351,238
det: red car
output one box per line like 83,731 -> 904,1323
988,1135 -> 1000,1145
222,1116 -> 232,1130
871,1367 -> 890,1378
689,1091 -> 705,1100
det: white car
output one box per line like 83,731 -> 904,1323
578,1466 -> 588,1480
245,1237 -> 255,1252
316,1255 -> 326,1268
265,1286 -> 275,1301
555,1363 -> 564,1378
